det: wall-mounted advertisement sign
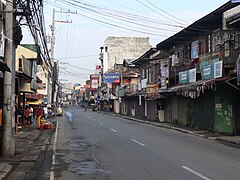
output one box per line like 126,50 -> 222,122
191,40 -> 199,60
0,31 -> 4,58
189,68 -> 196,83
90,74 -> 99,90
160,77 -> 167,89
231,0 -> 240,3
179,70 -> 189,84
214,61 -> 223,78
178,68 -> 196,84
200,59 -> 223,80
201,64 -> 213,80
103,73 -> 120,83
161,66 -> 169,77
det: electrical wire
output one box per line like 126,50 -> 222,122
136,0 -> 185,25
143,0 -> 189,24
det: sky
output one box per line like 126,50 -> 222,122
22,0 -> 230,84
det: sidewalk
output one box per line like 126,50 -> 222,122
0,122 -> 55,180
102,111 -> 240,147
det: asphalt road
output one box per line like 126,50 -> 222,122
44,106 -> 240,180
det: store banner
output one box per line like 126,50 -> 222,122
214,61 -> 223,78
103,73 -> 120,83
231,0 -> 240,3
191,40 -> 199,60
179,70 -> 189,84
160,77 -> 167,89
201,64 -> 213,80
189,68 -> 196,83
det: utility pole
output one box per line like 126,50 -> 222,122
49,9 -> 76,105
2,0 -> 15,157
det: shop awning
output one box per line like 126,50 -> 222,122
159,76 -> 233,93
26,99 -> 43,105
159,75 -> 237,99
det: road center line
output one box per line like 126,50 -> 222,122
131,139 -> 146,146
181,166 -> 211,180
110,128 -> 117,133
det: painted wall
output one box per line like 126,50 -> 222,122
102,37 -> 151,72
214,83 -> 240,134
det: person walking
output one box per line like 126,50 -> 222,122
43,106 -> 48,119
24,106 -> 31,128
37,107 -> 43,129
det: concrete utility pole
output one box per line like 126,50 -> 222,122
2,0 -> 15,157
49,9 -> 76,105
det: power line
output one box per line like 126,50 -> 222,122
56,0 -> 169,36
143,0 -> 189,24
136,0 -> 185,25
58,54 -> 98,60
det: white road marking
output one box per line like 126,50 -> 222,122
88,116 -> 91,119
110,128 -> 117,133
52,154 -> 56,166
92,119 -> 96,121
131,139 -> 146,146
181,166 -> 211,180
50,121 -> 59,180
100,122 -> 103,125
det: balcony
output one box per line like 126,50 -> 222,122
125,84 -> 138,94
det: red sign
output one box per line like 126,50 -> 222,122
90,74 -> 99,90
96,65 -> 101,70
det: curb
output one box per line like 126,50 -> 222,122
0,163 -> 12,179
100,111 -> 240,148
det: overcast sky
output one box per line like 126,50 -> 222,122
22,0 -> 229,84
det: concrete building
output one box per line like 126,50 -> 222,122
101,37 -> 151,73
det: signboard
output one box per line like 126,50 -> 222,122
191,40 -> 199,60
231,0 -> 240,3
214,61 -> 223,78
189,68 -> 196,83
96,65 -> 101,70
118,88 -> 125,97
91,79 -> 98,89
202,64 -> 213,80
0,31 -> 4,57
160,77 -> 167,89
179,70 -> 189,84
103,73 -> 120,83
200,59 -> 222,80
90,74 -> 99,90
161,67 -> 169,77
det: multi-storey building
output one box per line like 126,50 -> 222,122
119,1 -> 240,135
99,36 -> 151,112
